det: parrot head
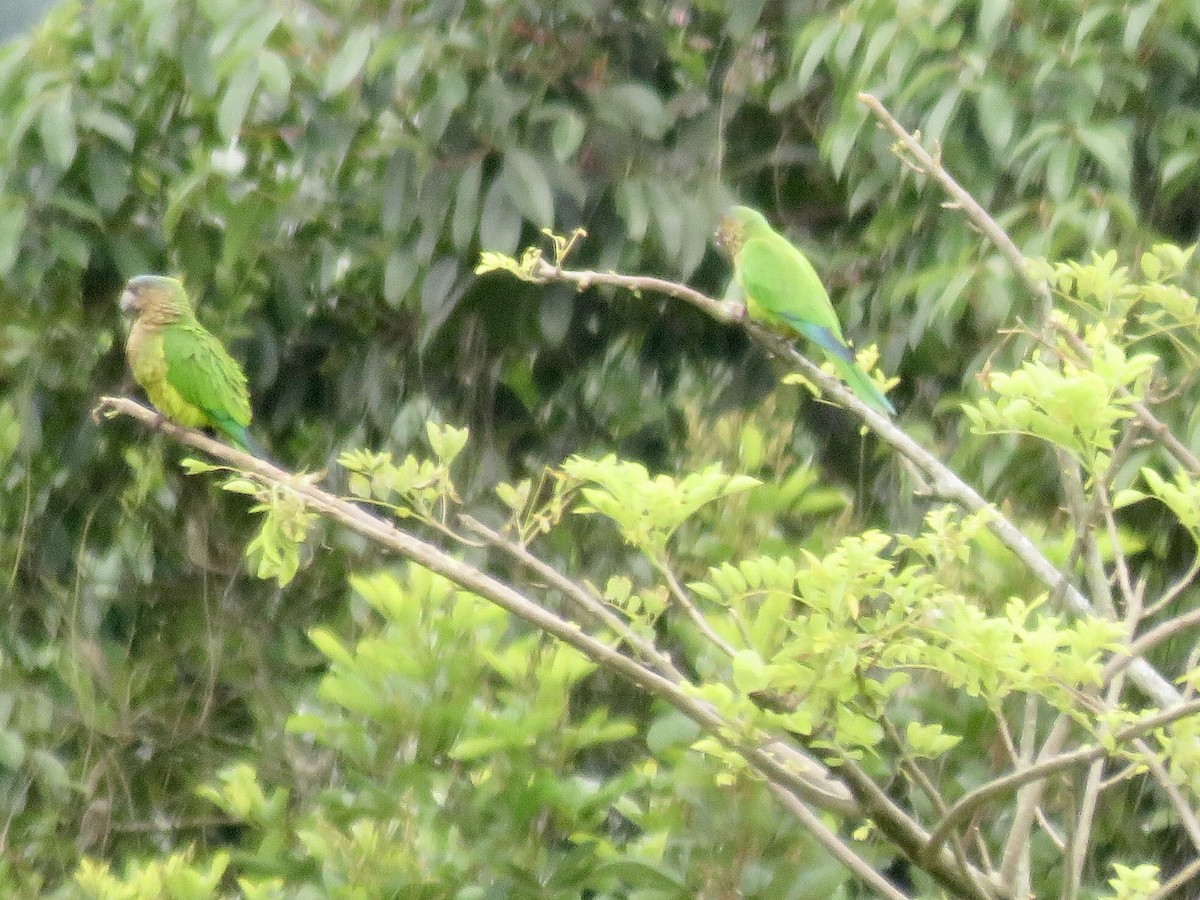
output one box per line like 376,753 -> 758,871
120,275 -> 190,320
714,205 -> 768,258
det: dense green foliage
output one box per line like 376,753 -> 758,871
2,0 -> 1200,897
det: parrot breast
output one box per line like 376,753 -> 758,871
126,325 -> 210,429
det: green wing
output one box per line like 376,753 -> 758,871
736,226 -> 895,415
737,231 -> 842,338
161,322 -> 252,438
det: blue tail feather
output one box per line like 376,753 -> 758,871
217,420 -> 270,460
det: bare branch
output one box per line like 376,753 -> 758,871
926,698 -> 1200,856
658,558 -> 738,658
524,260 -> 1182,711
767,782 -> 915,900
857,90 -> 1200,482
460,514 -> 685,682
96,396 -> 860,822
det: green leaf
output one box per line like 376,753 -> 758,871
180,458 -> 221,475
793,19 -> 840,93
726,0 -> 767,40
308,628 -> 354,667
1124,0 -> 1159,53
976,81 -> 1016,158
615,178 -> 648,243
479,175 -> 522,256
324,27 -> 373,97
1078,122 -> 1131,189
1044,141 -> 1079,201
86,143 -> 129,215
451,160 -> 481,252
78,108 -> 136,151
593,82 -> 671,139
550,109 -> 585,162
502,148 -> 554,226
731,649 -> 770,694
539,288 -> 571,347
218,58 -> 259,141
426,422 -> 468,465
906,721 -> 962,758
257,49 -> 291,97
38,88 -> 77,170
591,859 -> 689,892
29,749 -> 69,798
0,730 -> 24,769
383,249 -> 417,308
976,0 -> 1010,40
420,256 -> 461,320
923,85 -> 962,146
0,199 -> 27,277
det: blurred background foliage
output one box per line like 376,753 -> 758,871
0,0 -> 1198,894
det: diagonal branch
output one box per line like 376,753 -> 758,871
924,697 -> 1200,858
855,90 -> 1200,480
459,514 -> 686,682
95,396 -> 860,820
523,257 -> 1182,711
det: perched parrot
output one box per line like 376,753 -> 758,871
716,205 -> 895,416
120,274 -> 266,456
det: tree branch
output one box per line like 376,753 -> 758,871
95,396 -> 860,823
524,257 -> 1182,711
925,697 -> 1200,858
857,92 -> 1200,476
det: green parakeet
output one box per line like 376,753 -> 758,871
120,274 -> 266,456
716,206 -> 895,416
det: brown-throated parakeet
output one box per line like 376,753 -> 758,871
716,205 -> 895,415
120,275 -> 266,456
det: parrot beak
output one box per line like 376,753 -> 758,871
714,221 -> 730,254
119,288 -> 138,315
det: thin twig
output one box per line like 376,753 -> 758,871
1139,548 -> 1200,620
529,257 -> 1182,711
883,717 -> 981,887
858,91 -> 1200,479
658,559 -> 738,658
1000,693 -> 1043,890
832,753 -> 1005,900
96,396 -> 860,820
1103,605 -> 1200,685
460,514 -> 685,682
925,697 -> 1200,856
767,782 -> 914,900
1131,739 -> 1200,854
1148,850 -> 1200,899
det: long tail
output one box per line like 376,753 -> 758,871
796,322 -> 895,416
220,421 -> 271,461
828,352 -> 895,416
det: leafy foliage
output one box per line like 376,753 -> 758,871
3,0 -> 1200,896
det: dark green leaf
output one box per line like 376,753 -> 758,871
593,82 -> 671,140
384,250 -> 417,308
86,143 -> 129,214
0,199 -> 27,277
38,88 -> 76,169
1124,0 -> 1158,53
502,148 -> 554,226
976,81 -> 1016,158
479,174 -> 521,256
726,0 -> 767,40
1078,122 -> 1131,189
218,58 -> 259,141
550,109 -> 585,162
323,27 -> 373,97
793,20 -> 840,93
452,160 -> 482,252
